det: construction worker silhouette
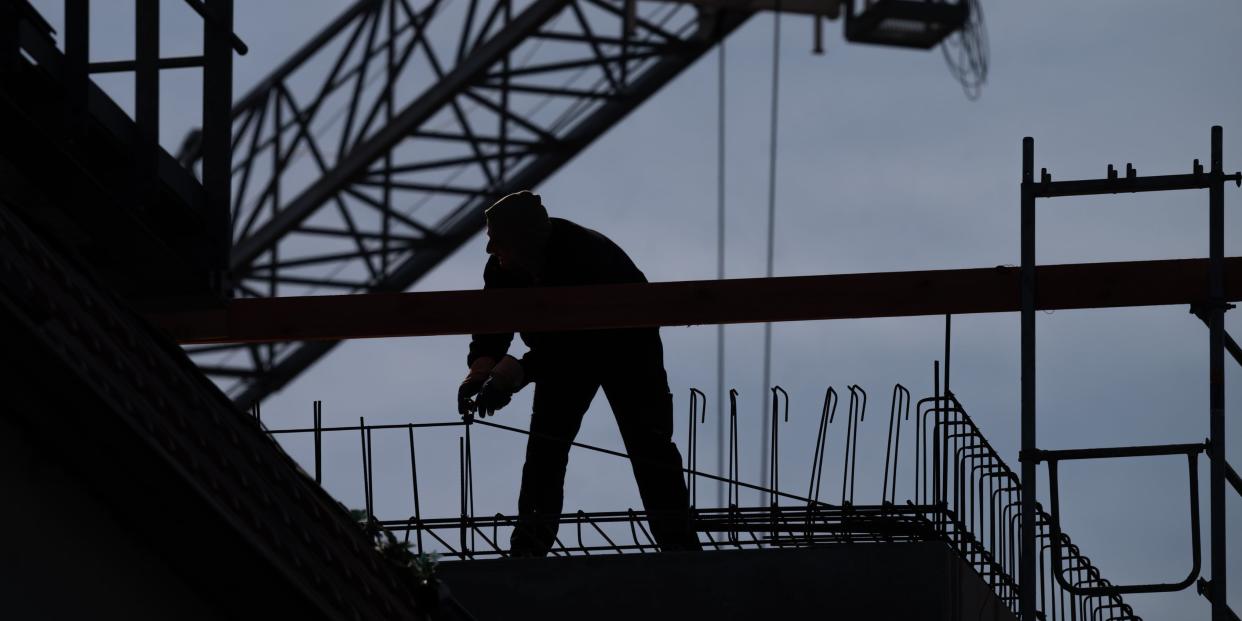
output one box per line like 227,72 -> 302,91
458,190 -> 702,556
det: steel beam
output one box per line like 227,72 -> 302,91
157,257 -> 1242,344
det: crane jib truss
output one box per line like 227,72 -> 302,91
187,0 -> 755,407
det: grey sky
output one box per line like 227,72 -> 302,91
27,1 -> 1242,617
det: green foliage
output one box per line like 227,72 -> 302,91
346,508 -> 446,611
410,552 -> 441,583
349,508 -> 437,580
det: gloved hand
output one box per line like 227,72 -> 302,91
458,356 -> 496,416
474,355 -> 525,417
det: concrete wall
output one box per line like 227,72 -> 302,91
438,543 -> 1016,620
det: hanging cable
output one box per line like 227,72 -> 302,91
759,0 -> 781,494
715,36 -> 728,509
942,0 -> 988,100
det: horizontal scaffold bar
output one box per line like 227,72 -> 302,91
153,257 -> 1242,344
1031,172 -> 1241,198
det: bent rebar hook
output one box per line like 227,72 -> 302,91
768,385 -> 789,508
727,389 -> 741,545
882,383 -> 911,505
841,385 -> 867,505
687,388 -> 707,508
807,386 -> 838,506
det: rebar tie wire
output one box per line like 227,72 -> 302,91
468,417 -> 834,508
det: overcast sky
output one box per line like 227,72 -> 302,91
30,1 -> 1242,617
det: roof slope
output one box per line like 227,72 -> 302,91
0,196 -> 424,620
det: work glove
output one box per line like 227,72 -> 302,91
458,356 -> 497,416
474,355 -> 525,418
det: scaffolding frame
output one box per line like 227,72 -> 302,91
1018,126 -> 1242,621
60,0 -> 245,290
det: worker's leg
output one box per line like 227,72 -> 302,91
601,351 -> 701,552
509,374 -> 598,557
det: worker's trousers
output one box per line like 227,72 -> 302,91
509,350 -> 701,556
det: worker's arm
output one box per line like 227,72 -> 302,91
460,258 -> 519,415
466,257 -> 518,366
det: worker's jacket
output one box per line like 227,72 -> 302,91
467,217 -> 663,383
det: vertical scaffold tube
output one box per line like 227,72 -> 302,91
1020,136 -> 1037,621
1208,125 -> 1228,621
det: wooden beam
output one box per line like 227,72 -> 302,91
153,257 -> 1242,344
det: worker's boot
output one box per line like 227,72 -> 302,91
509,511 -> 558,558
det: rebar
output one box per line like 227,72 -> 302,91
265,386 -> 1140,620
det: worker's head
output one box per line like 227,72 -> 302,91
484,190 -> 551,275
